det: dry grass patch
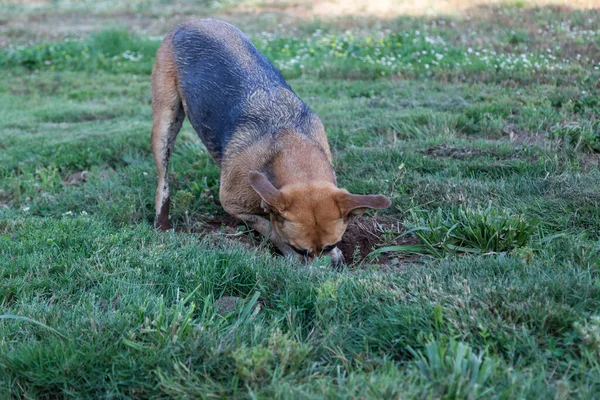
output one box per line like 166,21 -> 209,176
234,0 -> 599,17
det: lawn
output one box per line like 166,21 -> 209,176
1,0 -> 600,398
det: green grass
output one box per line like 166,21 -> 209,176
375,205 -> 537,258
3,26 -> 599,85
2,1 -> 600,398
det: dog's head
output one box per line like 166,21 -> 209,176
249,171 -> 390,259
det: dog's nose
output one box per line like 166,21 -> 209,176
313,249 -> 329,258
289,244 -> 310,258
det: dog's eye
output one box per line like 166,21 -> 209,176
274,215 -> 286,224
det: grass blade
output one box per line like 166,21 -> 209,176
0,314 -> 68,340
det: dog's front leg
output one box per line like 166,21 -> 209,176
234,214 -> 299,260
329,247 -> 344,268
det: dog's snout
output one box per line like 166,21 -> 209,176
321,242 -> 341,254
289,242 -> 340,259
289,244 -> 310,257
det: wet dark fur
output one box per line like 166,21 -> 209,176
171,20 -> 318,164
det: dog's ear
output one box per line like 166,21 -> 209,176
248,171 -> 286,212
337,192 -> 391,218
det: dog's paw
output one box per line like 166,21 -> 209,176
330,247 -> 345,268
155,219 -> 172,231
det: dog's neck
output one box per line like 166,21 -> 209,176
268,131 -> 336,188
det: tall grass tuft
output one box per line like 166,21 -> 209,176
409,339 -> 496,399
550,121 -> 600,153
375,204 -> 536,257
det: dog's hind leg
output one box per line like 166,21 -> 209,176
151,40 -> 185,231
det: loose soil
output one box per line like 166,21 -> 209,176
193,213 -> 420,268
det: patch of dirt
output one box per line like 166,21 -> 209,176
582,153 -> 600,171
421,140 -> 546,162
421,143 -> 533,161
233,0 -> 405,18
421,144 -> 490,160
502,124 -> 548,146
231,0 -> 597,19
62,170 -> 89,186
193,214 -> 420,268
337,217 -> 421,267
193,214 -> 263,251
215,296 -> 241,316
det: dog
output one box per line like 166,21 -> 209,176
151,19 -> 391,265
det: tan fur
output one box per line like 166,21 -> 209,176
151,24 -> 390,265
220,130 -> 342,258
151,34 -> 185,230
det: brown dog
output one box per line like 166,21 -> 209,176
151,19 -> 391,265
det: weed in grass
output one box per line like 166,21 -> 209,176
574,316 -> 600,356
507,29 -> 530,46
550,120 -> 600,153
408,338 -> 496,399
233,329 -> 310,388
375,205 -> 536,258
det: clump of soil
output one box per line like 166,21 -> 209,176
215,296 -> 242,316
421,144 -> 489,159
193,214 -> 262,250
63,170 -> 89,186
193,214 -> 420,268
337,217 -> 420,267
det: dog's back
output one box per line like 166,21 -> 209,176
168,19 -> 316,163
